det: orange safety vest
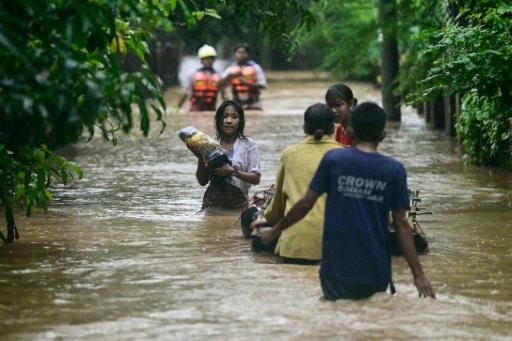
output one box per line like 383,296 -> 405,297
191,69 -> 220,108
228,63 -> 257,103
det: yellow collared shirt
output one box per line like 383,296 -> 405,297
264,135 -> 343,260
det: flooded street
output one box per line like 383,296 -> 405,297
1,74 -> 511,340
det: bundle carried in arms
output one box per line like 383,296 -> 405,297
177,126 -> 231,185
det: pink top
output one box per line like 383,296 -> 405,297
335,124 -> 353,146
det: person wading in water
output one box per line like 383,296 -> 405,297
191,100 -> 261,210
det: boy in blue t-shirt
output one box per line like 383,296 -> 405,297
260,102 -> 435,300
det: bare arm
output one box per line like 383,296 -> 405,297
218,68 -> 238,87
239,77 -> 265,90
233,168 -> 260,185
260,189 -> 320,243
218,77 -> 228,88
195,157 -> 209,186
210,164 -> 260,185
174,74 -> 194,112
177,92 -> 189,108
219,84 -> 229,101
253,63 -> 267,89
250,217 -> 267,230
392,208 -> 435,299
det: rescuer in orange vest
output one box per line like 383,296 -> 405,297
173,44 -> 228,113
220,43 -> 267,111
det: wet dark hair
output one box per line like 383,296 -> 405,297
214,100 -> 247,139
233,43 -> 251,54
325,83 -> 358,107
304,103 -> 335,140
350,102 -> 386,141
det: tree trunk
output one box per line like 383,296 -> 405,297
378,0 -> 401,122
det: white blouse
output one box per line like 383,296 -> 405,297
217,135 -> 261,198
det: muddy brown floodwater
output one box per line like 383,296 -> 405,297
1,72 -> 511,340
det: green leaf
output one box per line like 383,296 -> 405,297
36,169 -> 45,190
60,169 -> 69,185
204,8 -> 222,20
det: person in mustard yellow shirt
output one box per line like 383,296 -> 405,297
250,103 -> 343,265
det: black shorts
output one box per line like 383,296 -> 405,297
320,276 -> 388,301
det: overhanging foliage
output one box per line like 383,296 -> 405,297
0,0 -> 317,243
407,2 -> 512,168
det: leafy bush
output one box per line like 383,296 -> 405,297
457,91 -> 511,167
0,0 -> 171,242
407,3 -> 512,169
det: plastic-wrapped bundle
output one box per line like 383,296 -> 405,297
177,126 -> 230,170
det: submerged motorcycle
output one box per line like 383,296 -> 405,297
240,186 -> 430,256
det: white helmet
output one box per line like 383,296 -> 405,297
197,44 -> 217,59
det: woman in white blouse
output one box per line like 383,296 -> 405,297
193,100 -> 261,210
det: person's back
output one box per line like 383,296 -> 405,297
310,102 -> 429,299
260,103 -> 341,264
260,101 -> 435,300
314,146 -> 407,284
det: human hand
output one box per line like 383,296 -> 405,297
408,220 -> 415,231
238,76 -> 251,85
229,70 -> 242,78
413,273 -> 436,299
210,163 -> 233,177
259,227 -> 280,244
250,217 -> 268,230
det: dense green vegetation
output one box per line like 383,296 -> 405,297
0,0 -> 168,242
0,0 -> 316,243
408,2 -> 512,168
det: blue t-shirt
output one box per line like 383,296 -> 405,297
309,147 -> 410,285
